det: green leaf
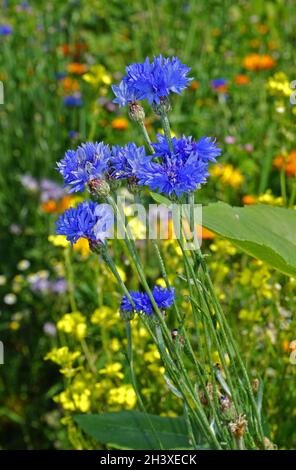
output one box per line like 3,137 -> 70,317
203,202 -> 296,277
150,192 -> 172,207
74,410 -> 191,450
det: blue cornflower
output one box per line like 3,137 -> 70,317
110,143 -> 149,180
0,25 -> 12,36
111,80 -> 143,108
120,284 -> 175,315
112,55 -> 192,106
120,291 -> 153,316
57,142 -> 111,193
152,134 -> 221,163
56,200 -> 113,245
152,285 -> 175,309
136,134 -> 220,197
211,78 -> 227,89
63,94 -> 83,107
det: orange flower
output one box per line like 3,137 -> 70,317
235,74 -> 250,85
242,195 -> 257,205
189,80 -> 200,91
67,62 -> 87,75
260,54 -> 276,70
202,227 -> 215,240
60,43 -> 87,58
111,117 -> 129,130
61,77 -> 80,93
257,24 -> 269,34
58,196 -> 73,213
243,53 -> 276,71
273,151 -> 296,177
283,340 -> 290,352
41,200 -> 57,213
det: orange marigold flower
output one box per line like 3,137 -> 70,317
242,195 -> 257,205
260,54 -> 276,70
189,80 -> 200,91
235,74 -> 250,85
283,340 -> 290,352
257,24 -> 269,34
61,77 -> 80,93
111,117 -> 129,130
67,62 -> 87,75
243,53 -> 276,71
273,151 -> 296,177
41,200 -> 57,213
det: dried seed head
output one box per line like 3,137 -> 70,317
229,414 -> 248,438
200,382 -> 213,406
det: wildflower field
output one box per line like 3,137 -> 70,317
0,0 -> 296,454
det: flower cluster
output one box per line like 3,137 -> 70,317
56,200 -> 113,244
136,134 -> 221,196
57,142 -> 111,193
120,285 -> 175,316
57,133 -> 220,198
112,55 -> 192,106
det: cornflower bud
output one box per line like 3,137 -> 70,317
88,178 -> 110,198
128,102 -> 145,122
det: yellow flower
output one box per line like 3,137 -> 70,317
48,235 -> 69,248
157,128 -> 177,138
267,72 -> 292,98
73,238 -> 91,256
99,362 -> 124,379
257,190 -> 284,206
211,164 -> 244,189
57,312 -> 87,340
44,346 -> 81,366
82,65 -> 111,87
91,306 -> 117,326
110,338 -> 121,352
108,385 -> 137,408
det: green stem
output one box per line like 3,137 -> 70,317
138,120 -> 155,153
160,106 -> 173,151
126,320 -> 164,450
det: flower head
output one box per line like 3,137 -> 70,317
0,25 -> 12,36
57,142 -> 111,193
112,55 -> 192,106
151,285 -> 175,309
63,94 -> 83,107
111,80 -> 143,107
136,134 -> 220,197
110,143 -> 148,180
120,284 -> 175,316
56,200 -> 113,245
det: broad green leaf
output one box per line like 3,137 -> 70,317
75,410 -> 191,450
203,202 -> 296,277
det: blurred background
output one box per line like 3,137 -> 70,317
0,0 -> 295,449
